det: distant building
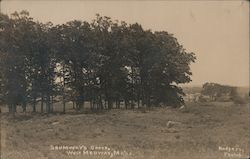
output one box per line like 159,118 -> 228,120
183,93 -> 201,102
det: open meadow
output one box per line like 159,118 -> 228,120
1,101 -> 249,159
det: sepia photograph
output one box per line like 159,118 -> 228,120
0,0 -> 249,159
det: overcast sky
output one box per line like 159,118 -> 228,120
1,0 -> 249,86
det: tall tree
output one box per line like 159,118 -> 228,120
0,11 -> 196,114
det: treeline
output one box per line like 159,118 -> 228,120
0,11 -> 196,114
201,82 -> 247,104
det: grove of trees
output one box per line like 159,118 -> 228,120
201,82 -> 246,104
0,11 -> 196,114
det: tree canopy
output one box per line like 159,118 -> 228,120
201,82 -> 238,102
0,11 -> 196,114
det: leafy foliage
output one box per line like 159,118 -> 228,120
0,11 -> 196,114
201,82 -> 240,102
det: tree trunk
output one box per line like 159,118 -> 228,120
99,95 -> 103,110
51,95 -> 54,113
137,98 -> 140,108
131,100 -> 135,109
79,101 -> 84,112
108,99 -> 113,110
46,95 -> 50,113
125,99 -> 128,109
11,104 -> 16,116
131,67 -> 135,109
104,100 -> 107,109
22,101 -> 26,112
73,101 -> 75,109
8,104 -> 12,113
63,100 -> 66,114
62,65 -> 66,113
32,97 -> 36,112
90,100 -> 93,110
41,94 -> 44,113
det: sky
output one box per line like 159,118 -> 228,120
1,0 -> 249,87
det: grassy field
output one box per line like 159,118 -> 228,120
1,101 -> 249,159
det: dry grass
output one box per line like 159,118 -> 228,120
1,101 -> 249,159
